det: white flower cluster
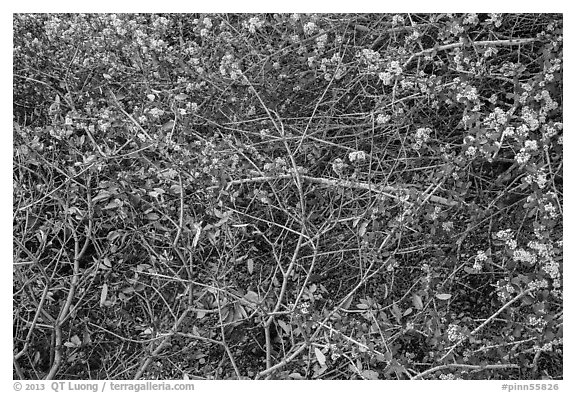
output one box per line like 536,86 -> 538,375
521,107 -> 540,131
348,150 -> 366,163
378,60 -> 403,85
494,229 -> 518,249
528,278 -> 549,290
527,315 -> 546,332
497,279 -> 515,303
463,13 -> 479,25
429,206 -> 442,220
542,259 -> 560,279
243,16 -> 264,34
439,373 -> 459,380
455,83 -> 479,102
303,21 -> 317,35
515,149 -> 531,165
447,324 -> 466,342
535,89 -> 559,114
376,113 -> 391,125
524,169 -> 547,189
200,17 -> 212,37
219,53 -> 243,80
358,48 -> 382,73
473,250 -> 488,271
392,14 -> 405,26
487,13 -> 503,27
332,158 -> 348,176
413,127 -> 432,150
319,53 -> 345,81
513,249 -> 537,265
316,33 -> 328,50
465,146 -> 477,158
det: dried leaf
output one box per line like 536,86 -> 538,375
192,222 -> 202,248
92,190 -> 111,203
70,335 -> 81,347
435,293 -> 452,300
145,212 -> 160,221
359,221 -> 369,237
243,291 -> 260,306
412,293 -> 424,310
361,369 -> 379,380
102,257 -> 112,269
161,120 -> 175,131
314,347 -> 326,366
277,319 -> 291,334
99,283 -> 108,307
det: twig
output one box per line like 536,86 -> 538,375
109,90 -> 153,140
412,363 -> 520,380
439,288 -> 534,362
403,38 -> 539,68
225,174 -> 457,206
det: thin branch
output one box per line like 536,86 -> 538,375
403,38 -> 539,68
413,363 -> 520,380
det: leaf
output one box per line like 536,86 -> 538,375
361,369 -> 380,380
435,293 -> 452,300
161,120 -> 175,131
192,222 -> 202,248
175,93 -> 189,101
243,291 -> 260,306
247,258 -> 254,274
82,328 -> 92,345
403,307 -> 413,317
277,319 -> 291,334
121,286 -> 135,294
107,230 -> 121,242
92,190 -> 111,203
102,257 -> 112,269
356,303 -> 370,310
99,283 -> 108,307
463,266 -> 478,274
341,295 -> 354,310
145,212 -> 160,221
314,347 -> 326,366
104,200 -> 121,210
358,221 -> 369,237
391,303 -> 402,323
412,294 -> 423,310
70,335 -> 81,347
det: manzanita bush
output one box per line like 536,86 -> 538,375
13,13 -> 562,380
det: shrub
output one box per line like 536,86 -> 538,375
13,13 -> 562,380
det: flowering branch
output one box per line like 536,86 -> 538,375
226,173 -> 458,206
403,37 -> 540,68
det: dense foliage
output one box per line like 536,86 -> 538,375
13,13 -> 562,380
